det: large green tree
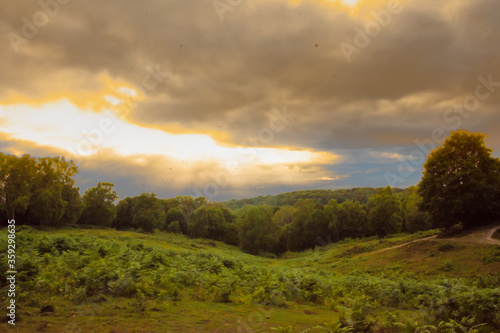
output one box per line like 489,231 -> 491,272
327,200 -> 368,240
272,206 -> 296,226
29,157 -> 81,226
402,186 -> 431,233
188,204 -> 238,244
113,197 -> 135,230
0,154 -> 37,219
418,130 -> 500,230
0,154 -> 82,225
163,196 -> 208,234
238,206 -> 281,254
113,193 -> 167,232
165,206 -> 186,233
78,182 -> 119,226
131,192 -> 166,232
289,199 -> 329,251
367,186 -> 403,237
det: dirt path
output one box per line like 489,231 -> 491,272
368,225 -> 500,256
369,235 -> 437,255
444,224 -> 500,245
485,225 -> 500,245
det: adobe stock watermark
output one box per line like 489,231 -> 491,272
66,118 -> 115,157
6,219 -> 17,326
235,276 -> 335,332
385,73 -> 500,186
236,285 -> 297,332
340,0 -> 404,64
192,107 -> 295,200
213,0 -> 245,21
115,64 -> 170,114
7,0 -> 72,53
140,65 -> 170,93
67,64 -> 169,157
236,305 -> 274,333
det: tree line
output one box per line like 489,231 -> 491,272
224,187 -> 404,210
1,130 -> 499,254
0,155 -> 82,226
234,185 -> 431,254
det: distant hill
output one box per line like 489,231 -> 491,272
222,187 -> 405,209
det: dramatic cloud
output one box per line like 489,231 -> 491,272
1,0 -> 499,200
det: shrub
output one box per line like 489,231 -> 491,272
440,260 -> 454,272
437,242 -> 457,252
167,220 -> 182,233
480,245 -> 500,264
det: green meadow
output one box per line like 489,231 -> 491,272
1,226 -> 499,332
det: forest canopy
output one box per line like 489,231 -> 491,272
1,130 -> 499,254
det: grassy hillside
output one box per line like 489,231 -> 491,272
223,187 -> 405,209
1,226 -> 500,332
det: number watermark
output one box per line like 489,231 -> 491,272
6,219 -> 17,325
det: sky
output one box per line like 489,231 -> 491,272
1,0 -> 499,201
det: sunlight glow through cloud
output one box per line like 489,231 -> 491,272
0,99 -> 333,168
341,0 -> 359,5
